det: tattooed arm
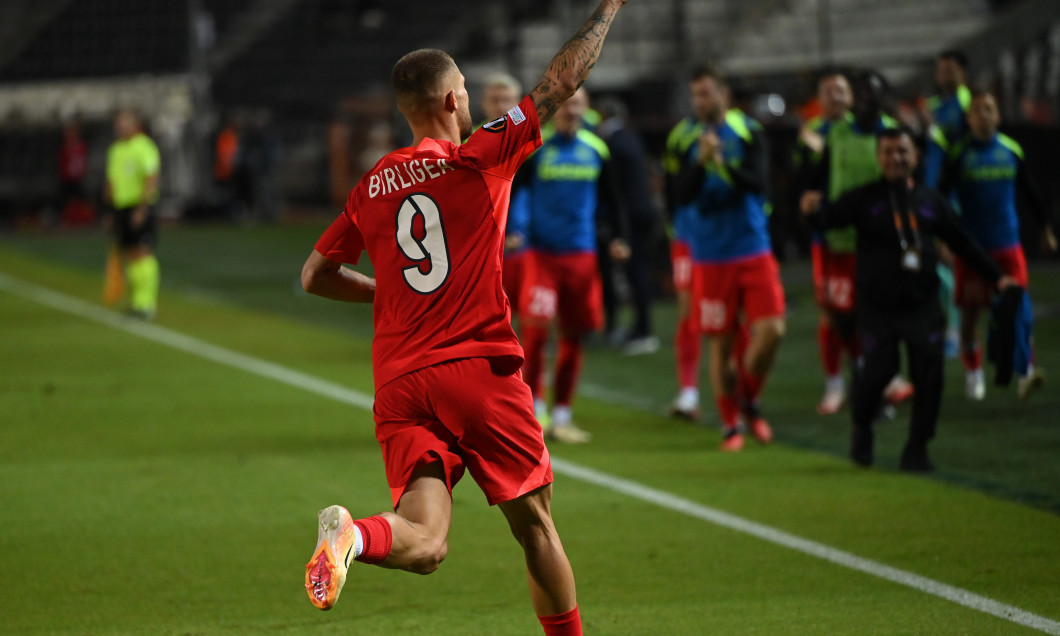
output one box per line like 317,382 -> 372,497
530,0 -> 627,124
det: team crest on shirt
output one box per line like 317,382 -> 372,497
482,116 -> 507,133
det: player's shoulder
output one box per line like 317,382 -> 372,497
666,117 -> 700,145
723,109 -> 760,141
996,133 -> 1024,159
575,129 -> 610,159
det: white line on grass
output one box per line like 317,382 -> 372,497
2,272 -> 1058,635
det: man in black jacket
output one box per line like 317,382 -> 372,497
802,127 -> 1015,471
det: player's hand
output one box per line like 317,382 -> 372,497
609,238 -> 631,262
1042,227 -> 1058,254
505,234 -> 525,252
799,191 -> 823,215
697,131 -> 722,166
798,125 -> 824,155
937,244 -> 955,266
130,205 -> 147,229
996,275 -> 1018,292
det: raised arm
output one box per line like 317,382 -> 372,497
530,0 -> 627,124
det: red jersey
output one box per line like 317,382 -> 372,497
315,95 -> 542,391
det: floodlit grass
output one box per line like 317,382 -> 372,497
1,225 -> 1058,634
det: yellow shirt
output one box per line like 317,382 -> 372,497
106,133 -> 160,209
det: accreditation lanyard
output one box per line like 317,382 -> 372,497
889,188 -> 923,271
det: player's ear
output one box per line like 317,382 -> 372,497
444,89 -> 458,113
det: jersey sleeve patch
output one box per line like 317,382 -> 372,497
507,105 -> 526,126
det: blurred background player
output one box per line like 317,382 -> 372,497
518,87 -> 630,444
663,67 -> 711,420
300,2 -> 630,633
595,95 -> 662,354
675,66 -> 784,451
478,72 -> 530,316
940,89 -> 1057,400
927,50 -> 972,147
793,71 -> 857,414
57,117 -> 92,226
921,49 -> 973,360
799,69 -> 914,414
103,108 -> 161,319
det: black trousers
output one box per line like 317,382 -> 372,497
852,302 -> 947,446
598,215 -> 658,338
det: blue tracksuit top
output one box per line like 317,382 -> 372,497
524,129 -> 610,253
685,110 -> 771,263
947,133 -> 1025,251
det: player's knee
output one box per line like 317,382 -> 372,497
407,538 -> 448,575
765,318 -> 786,341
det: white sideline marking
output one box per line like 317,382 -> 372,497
2,272 -> 1058,635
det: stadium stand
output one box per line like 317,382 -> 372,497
0,0 -> 1057,223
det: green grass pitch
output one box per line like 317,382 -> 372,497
1,224 -> 1058,634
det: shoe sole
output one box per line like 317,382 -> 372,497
305,505 -> 353,611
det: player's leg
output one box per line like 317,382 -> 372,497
520,251 -> 558,419
849,311 -> 900,467
739,315 -> 784,443
1001,246 -> 1043,399
431,358 -> 572,633
959,305 -> 984,399
498,485 -> 581,634
898,305 -> 946,472
954,256 -> 988,400
670,241 -> 700,419
547,253 -> 601,443
816,310 -> 846,413
621,217 -> 658,353
812,244 -> 844,413
706,332 -> 742,450
121,209 -> 160,319
817,248 -> 858,413
305,463 -> 453,610
732,255 -> 786,442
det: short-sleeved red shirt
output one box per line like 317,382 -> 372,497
315,96 -> 542,391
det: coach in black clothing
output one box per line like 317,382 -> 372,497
802,127 -> 1015,471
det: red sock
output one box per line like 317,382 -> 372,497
818,322 -> 842,376
716,394 -> 741,429
675,316 -> 700,389
554,336 -> 583,406
961,345 -> 982,371
521,325 -> 549,396
538,605 -> 582,636
741,372 -> 765,406
353,516 -> 393,565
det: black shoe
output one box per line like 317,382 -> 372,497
850,427 -> 874,467
900,442 -> 934,473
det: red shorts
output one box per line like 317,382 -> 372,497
373,358 -> 553,508
811,244 -> 857,313
691,253 -> 786,335
520,250 -> 603,333
955,245 -> 1028,308
671,240 -> 693,292
503,251 -> 527,314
